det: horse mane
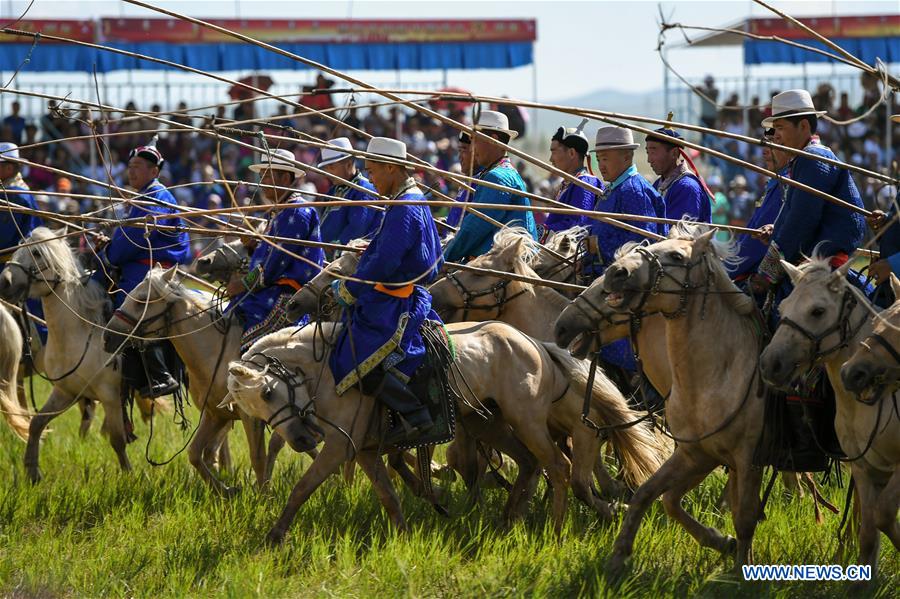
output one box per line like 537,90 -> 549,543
544,226 -> 588,255
146,267 -> 213,311
20,227 -> 109,323
490,226 -> 540,266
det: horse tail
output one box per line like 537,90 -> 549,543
541,342 -> 667,487
0,305 -> 30,441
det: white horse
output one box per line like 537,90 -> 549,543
763,261 -> 900,580
0,227 -> 138,481
0,301 -> 27,440
101,266 -> 284,494
595,223 -> 766,575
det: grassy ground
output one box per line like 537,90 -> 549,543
0,378 -> 896,598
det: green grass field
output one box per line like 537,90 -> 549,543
0,378 -> 896,598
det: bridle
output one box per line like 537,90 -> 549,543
112,301 -> 175,339
625,246 -> 712,320
5,252 -> 65,296
443,269 -> 527,321
777,286 -> 867,366
240,352 -> 316,430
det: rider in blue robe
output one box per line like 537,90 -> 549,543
443,111 -> 537,262
95,143 -> 191,397
225,149 -> 324,352
317,138 -> 382,246
329,137 -> 444,445
646,126 -> 713,224
0,142 -> 46,343
544,122 -> 602,235
444,132 -> 483,236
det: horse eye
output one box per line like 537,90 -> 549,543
811,307 -> 826,318
668,251 -> 684,261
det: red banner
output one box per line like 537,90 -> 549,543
749,15 -> 899,40
101,18 -> 537,44
0,19 -> 95,43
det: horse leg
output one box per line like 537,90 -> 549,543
78,399 -> 95,438
99,395 -> 133,472
509,418 -> 571,535
782,471 -> 804,498
358,450 -> 407,531
852,464 -> 881,579
265,432 -> 286,483
730,464 -> 763,570
873,466 -> 900,552
239,413 -> 269,487
266,439 -> 348,545
188,412 -> 234,495
662,462 -> 735,556
216,433 -> 233,474
571,427 -> 615,521
594,458 -> 629,502
24,387 -> 76,483
608,448 -> 710,577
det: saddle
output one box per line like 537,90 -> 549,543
389,320 -> 458,451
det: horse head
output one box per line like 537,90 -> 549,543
841,273 -> 900,401
0,227 -> 76,302
554,274 -> 631,359
429,227 -> 536,322
103,266 -> 180,354
285,246 -> 361,323
225,331 -> 323,453
759,258 -> 858,389
192,240 -> 248,283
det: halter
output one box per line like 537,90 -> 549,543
443,269 -> 526,321
778,287 -> 867,365
243,353 -> 316,430
5,254 -> 64,296
112,302 -> 174,339
626,245 -> 711,320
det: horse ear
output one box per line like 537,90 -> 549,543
891,273 -> 900,300
827,260 -> 852,290
161,265 -> 179,283
690,229 -> 717,256
53,226 -> 68,237
780,260 -> 804,286
217,394 -> 235,411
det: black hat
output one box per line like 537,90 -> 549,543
551,118 -> 589,155
128,136 -> 164,169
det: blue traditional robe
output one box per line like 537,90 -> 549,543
583,165 -> 666,280
444,167 -> 484,236
443,157 -> 537,262
229,192 -> 324,351
582,166 -> 665,372
728,167 -> 787,280
96,179 -> 191,307
544,168 -> 602,232
653,162 -> 711,224
329,183 -> 444,395
1,174 -> 46,343
320,173 -> 382,244
769,139 -> 865,265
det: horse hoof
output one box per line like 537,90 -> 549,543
605,552 -> 631,582
26,467 -> 42,484
265,529 -> 286,547
720,535 -> 737,557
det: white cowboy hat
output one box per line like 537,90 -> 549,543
473,110 -> 519,140
317,137 -> 354,168
365,137 -> 407,165
248,148 -> 306,177
0,142 -> 20,162
762,89 -> 826,128
593,126 -> 639,151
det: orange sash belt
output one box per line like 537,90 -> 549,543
374,283 -> 414,298
275,278 -> 302,292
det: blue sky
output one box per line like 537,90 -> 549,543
4,0 -> 896,101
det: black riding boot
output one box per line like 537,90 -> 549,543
138,343 -> 179,399
376,371 -> 434,446
783,397 -> 829,472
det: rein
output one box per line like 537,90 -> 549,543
778,287 -> 867,365
443,269 -> 527,321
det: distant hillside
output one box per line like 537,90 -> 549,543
532,88 -> 666,137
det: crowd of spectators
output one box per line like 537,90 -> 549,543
1,71 -> 896,257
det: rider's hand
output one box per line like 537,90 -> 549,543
868,259 -> 893,286
91,232 -> 111,249
752,224 -> 774,244
867,210 -> 887,231
225,278 -> 245,298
